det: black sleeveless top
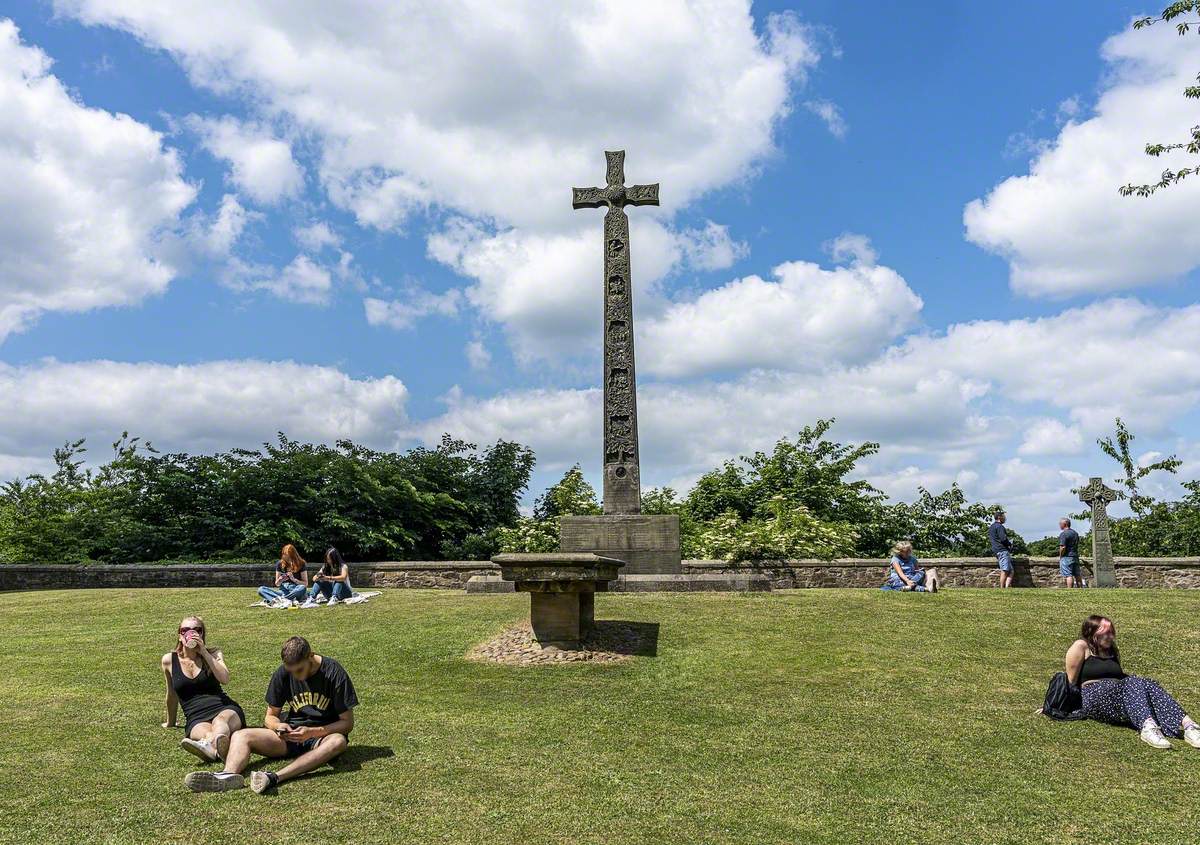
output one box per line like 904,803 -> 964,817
171,651 -> 236,725
1079,653 -> 1126,684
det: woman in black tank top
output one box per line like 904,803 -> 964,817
1064,614 -> 1200,750
161,616 -> 246,763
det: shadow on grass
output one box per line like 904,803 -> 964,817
589,620 -> 659,657
258,744 -> 395,790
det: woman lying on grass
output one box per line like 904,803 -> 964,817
1066,614 -> 1200,749
880,541 -> 939,592
301,547 -> 353,607
162,615 -> 246,763
257,543 -> 310,606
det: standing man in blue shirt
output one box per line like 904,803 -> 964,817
989,508 -> 1014,588
1057,517 -> 1081,588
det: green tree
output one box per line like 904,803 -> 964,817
1093,417 -> 1181,516
1119,2 -> 1200,197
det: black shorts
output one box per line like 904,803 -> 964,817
184,702 -> 246,738
284,737 -> 322,757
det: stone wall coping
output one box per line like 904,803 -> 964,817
683,557 -> 1200,569
0,560 -> 497,572
6,556 -> 1200,573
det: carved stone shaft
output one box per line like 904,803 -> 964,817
573,150 -> 659,515
1078,476 -> 1119,588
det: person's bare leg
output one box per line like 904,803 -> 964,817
224,728 -> 288,774
181,721 -> 219,762
274,734 -> 348,784
210,710 -> 243,760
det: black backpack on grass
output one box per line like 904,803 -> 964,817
1042,671 -> 1086,720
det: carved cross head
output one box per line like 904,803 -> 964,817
1078,476 -> 1118,508
572,150 -> 660,211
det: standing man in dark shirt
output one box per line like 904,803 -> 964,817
184,636 -> 358,794
989,508 -> 1014,589
1058,517 -> 1081,588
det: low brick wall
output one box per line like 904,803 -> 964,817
4,557 -> 1200,592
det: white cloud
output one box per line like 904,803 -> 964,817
640,254 -> 924,377
0,359 -> 409,477
677,221 -> 749,271
408,297 -> 1200,527
56,1 -> 829,355
59,1 -> 820,228
293,221 -> 341,253
1019,418 -> 1086,456
465,339 -> 491,371
364,288 -> 463,330
429,216 -> 682,361
185,114 -> 303,205
965,23 -> 1200,296
221,254 -> 334,305
824,231 -> 877,266
0,20 -> 195,342
804,98 -> 846,138
195,193 -> 253,257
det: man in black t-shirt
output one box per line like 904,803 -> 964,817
183,636 -> 358,794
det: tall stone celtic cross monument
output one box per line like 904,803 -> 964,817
561,150 -> 681,574
571,150 -> 658,514
1079,476 -> 1119,588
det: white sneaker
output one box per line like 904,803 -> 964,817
300,599 -> 318,609
313,594 -> 328,604
327,596 -> 340,606
183,771 -> 245,792
269,597 -> 290,609
1140,723 -> 1172,749
180,737 -> 219,763
1184,725 -> 1200,748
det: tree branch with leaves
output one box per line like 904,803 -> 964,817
1119,2 -> 1200,197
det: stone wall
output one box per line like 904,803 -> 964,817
4,557 -> 1200,592
0,561 -> 495,593
683,558 -> 1200,590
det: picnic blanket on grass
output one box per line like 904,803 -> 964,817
250,591 -> 382,609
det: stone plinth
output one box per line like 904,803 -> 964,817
491,552 -> 625,649
559,514 -> 681,574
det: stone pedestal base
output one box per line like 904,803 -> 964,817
560,514 -> 681,575
529,590 -> 596,649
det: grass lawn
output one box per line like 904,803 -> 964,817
2,587 -> 1200,844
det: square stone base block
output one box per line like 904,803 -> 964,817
560,514 -> 682,575
528,591 -> 594,648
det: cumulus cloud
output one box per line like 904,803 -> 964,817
55,1 -> 828,347
221,254 -> 335,305
639,254 -> 924,377
364,288 -> 463,330
293,221 -> 341,253
0,19 -> 195,342
464,339 -> 491,371
1018,418 -> 1086,456
965,23 -> 1200,296
185,114 -> 303,205
408,297 -> 1200,526
0,359 -> 408,478
59,1 -> 821,228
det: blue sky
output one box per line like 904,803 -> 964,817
1,1 -> 1198,538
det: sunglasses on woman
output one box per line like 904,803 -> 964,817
179,625 -> 203,634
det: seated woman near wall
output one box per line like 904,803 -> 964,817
257,544 -> 309,605
1066,615 -> 1200,749
302,547 -> 354,607
881,541 -> 939,592
162,615 -> 246,763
